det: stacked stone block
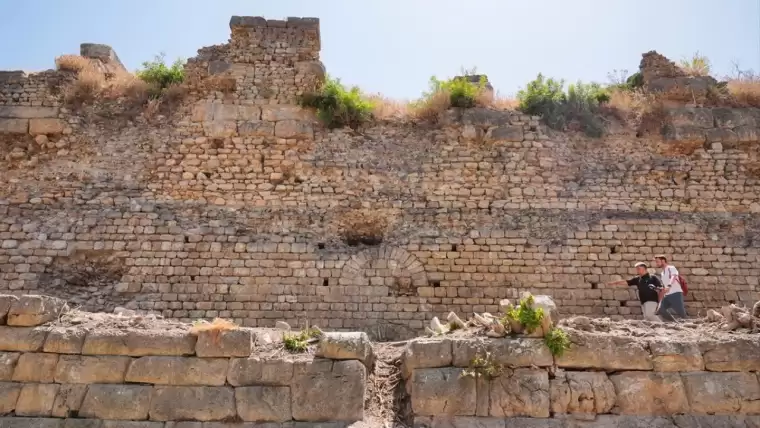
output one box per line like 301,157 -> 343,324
404,333 -> 760,427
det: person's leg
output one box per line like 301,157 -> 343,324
657,295 -> 676,322
642,302 -> 661,321
669,292 -> 687,318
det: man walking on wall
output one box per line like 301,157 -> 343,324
606,262 -> 663,321
654,255 -> 687,321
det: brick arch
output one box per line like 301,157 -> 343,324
340,246 -> 428,296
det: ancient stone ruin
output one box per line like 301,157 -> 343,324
1,14 -> 760,428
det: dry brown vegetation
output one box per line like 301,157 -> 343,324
337,208 -> 395,246
368,89 -> 517,123
727,79 -> 760,108
603,88 -> 667,135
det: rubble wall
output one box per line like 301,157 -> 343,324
404,331 -> 760,427
0,16 -> 759,336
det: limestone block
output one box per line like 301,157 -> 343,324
81,329 -> 196,356
54,355 -> 131,383
648,340 -> 704,372
12,352 -> 59,382
486,125 -> 524,142
0,106 -> 59,118
411,367 -> 476,417
211,104 -> 241,121
0,296 -> 18,325
261,105 -> 312,121
7,295 -> 67,326
701,338 -> 760,372
610,372 -> 689,415
667,107 -> 714,128
15,383 -> 59,416
235,386 -> 291,422
79,384 -> 152,420
238,120 -> 274,137
29,119 -> 66,135
489,368 -> 550,418
126,356 -> 228,385
274,120 -> 313,140
208,60 -> 231,75
706,128 -> 738,143
148,386 -> 236,421
673,415 -> 760,428
581,415 -> 677,427
195,328 -> 252,357
0,419 -> 64,428
0,327 -> 47,351
556,333 -> 652,371
291,359 -> 365,422
203,121 -> 237,138
452,338 -> 553,369
402,338 -> 452,379
43,327 -> 86,354
0,382 -> 22,414
459,108 -> 511,127
227,357 -> 294,386
413,416 -> 517,428
51,384 -> 88,418
550,371 -> 616,418
713,107 -> 756,128
191,102 -> 213,122
736,125 -> 760,142
62,421 -> 102,428
316,332 -> 374,367
101,423 -> 163,428
681,372 -> 760,414
662,124 -> 706,142
0,119 -> 28,134
0,353 -> 19,381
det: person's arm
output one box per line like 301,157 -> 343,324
662,266 -> 678,292
606,277 -> 636,286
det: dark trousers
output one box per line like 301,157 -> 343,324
657,292 -> 687,321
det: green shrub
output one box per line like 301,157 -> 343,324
136,54 -> 185,95
461,352 -> 503,379
503,294 -> 545,333
517,73 -> 609,137
425,74 -> 487,108
544,327 -> 571,357
300,76 -> 374,129
282,328 -> 322,353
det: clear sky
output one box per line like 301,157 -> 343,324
1,0 -> 758,99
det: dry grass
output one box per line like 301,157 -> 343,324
407,90 -> 451,122
367,95 -> 409,121
679,52 -> 712,77
55,55 -> 93,73
604,88 -> 667,135
189,318 -> 238,334
727,79 -> 760,108
488,91 -> 519,110
337,208 -> 394,246
63,68 -> 105,106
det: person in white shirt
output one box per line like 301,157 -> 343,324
653,255 -> 687,321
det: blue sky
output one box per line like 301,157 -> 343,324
1,0 -> 758,99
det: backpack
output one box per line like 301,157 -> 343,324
676,275 -> 689,296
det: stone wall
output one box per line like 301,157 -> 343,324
0,296 -> 366,427
405,330 -> 760,427
0,16 -> 759,335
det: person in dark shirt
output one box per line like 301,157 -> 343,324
606,262 -> 663,321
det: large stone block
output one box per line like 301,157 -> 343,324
195,328 -> 252,357
203,121 -> 237,138
556,333 -> 652,371
0,419 -> 63,428
43,327 -> 86,354
610,372 -> 689,415
148,386 -> 236,421
667,107 -> 714,128
0,119 -> 28,134
486,125 -> 524,142
0,327 -> 48,351
0,353 -> 19,381
681,372 -> 760,414
413,416 -> 515,428
713,108 -> 756,128
411,367 -> 476,417
702,338 -> 760,372
102,423 -> 163,428
0,382 -> 22,414
15,383 -> 59,416
29,119 -> 66,135
81,329 -> 196,356
316,332 -> 374,367
79,385 -> 152,420
648,340 -> 704,372
235,386 -> 291,422
0,106 -> 59,119
581,415 -> 677,427
452,338 -> 553,369
489,368 -> 550,418
550,371 -> 616,419
227,357 -> 294,386
54,355 -> 131,384
51,384 -> 88,418
62,420 -> 101,428
7,295 -> 67,327
291,359 -> 366,422
12,352 -> 59,382
126,356 -> 228,385
672,415 -> 760,428
261,105 -> 312,121
402,338 -> 452,379
238,120 -> 274,137
274,120 -> 313,140
0,296 -> 17,325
